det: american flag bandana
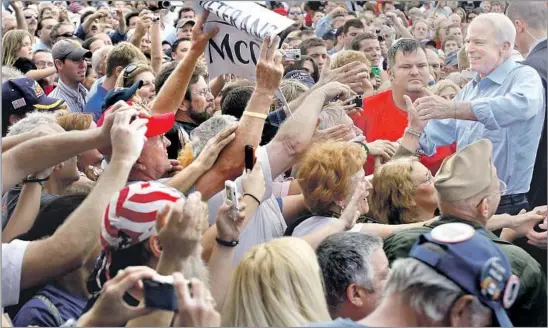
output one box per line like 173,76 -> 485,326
100,181 -> 184,252
11,97 -> 26,109
99,181 -> 184,281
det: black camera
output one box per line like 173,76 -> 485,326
142,276 -> 178,312
148,1 -> 171,11
354,94 -> 363,108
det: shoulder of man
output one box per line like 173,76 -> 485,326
383,226 -> 432,264
495,242 -> 547,327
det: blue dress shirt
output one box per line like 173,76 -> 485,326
419,58 -> 545,195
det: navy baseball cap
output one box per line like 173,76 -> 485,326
97,80 -> 175,139
322,29 -> 337,41
444,50 -> 459,66
284,70 -> 315,88
2,77 -> 64,116
409,223 -> 519,327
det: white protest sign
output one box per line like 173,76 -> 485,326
195,1 -> 294,80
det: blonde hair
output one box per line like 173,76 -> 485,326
297,141 -> 366,214
432,79 -> 461,98
114,61 -> 153,88
55,112 -> 94,131
331,50 -> 371,70
2,30 -> 33,66
370,157 -> 420,224
222,237 -> 330,327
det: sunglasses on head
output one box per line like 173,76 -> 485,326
122,64 -> 139,87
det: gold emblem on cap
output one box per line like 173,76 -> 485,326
430,223 -> 476,243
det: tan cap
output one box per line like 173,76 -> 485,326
434,139 -> 496,201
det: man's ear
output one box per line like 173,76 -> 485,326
133,158 -> 146,172
478,197 -> 490,220
8,114 -> 21,125
115,65 -> 124,77
346,283 -> 366,307
178,99 -> 189,113
388,68 -> 395,81
149,235 -> 162,257
449,295 -> 482,327
513,20 -> 524,33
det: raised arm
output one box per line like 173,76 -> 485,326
265,82 -> 355,179
1,124 -> 109,192
149,14 -> 162,74
149,11 -> 218,115
2,182 -> 42,243
10,1 -> 28,31
20,104 -> 148,289
194,35 -> 283,199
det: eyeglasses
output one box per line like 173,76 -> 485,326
289,11 -> 303,15
193,88 -> 212,97
498,180 -> 508,196
122,64 -> 139,87
25,14 -> 38,20
35,60 -> 55,68
415,170 -> 433,187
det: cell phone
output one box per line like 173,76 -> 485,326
283,48 -> 301,61
353,94 -> 363,108
245,145 -> 254,173
225,180 -> 239,217
371,66 -> 381,77
142,275 -> 178,312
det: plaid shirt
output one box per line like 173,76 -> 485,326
49,78 -> 88,112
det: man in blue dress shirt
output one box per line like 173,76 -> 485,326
411,13 -> 545,215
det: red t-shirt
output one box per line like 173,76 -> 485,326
351,90 -> 456,175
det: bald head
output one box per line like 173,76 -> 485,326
506,1 -> 548,32
425,48 -> 441,81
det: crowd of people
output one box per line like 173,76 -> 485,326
1,0 -> 547,327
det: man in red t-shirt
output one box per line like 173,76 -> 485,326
352,39 -> 455,175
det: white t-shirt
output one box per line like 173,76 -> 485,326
2,239 -> 29,307
291,216 -> 337,237
232,197 -> 287,266
206,146 -> 273,225
291,216 -> 364,237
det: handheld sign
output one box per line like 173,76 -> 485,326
195,1 -> 294,80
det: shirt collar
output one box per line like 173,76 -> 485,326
473,58 -> 516,85
58,77 -> 86,96
528,37 -> 547,56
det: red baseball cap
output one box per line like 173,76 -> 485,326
97,108 -> 175,138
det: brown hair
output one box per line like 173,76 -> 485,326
297,141 -> 365,215
298,37 -> 326,56
370,158 -> 420,224
442,35 -> 461,50
105,42 -> 147,77
343,19 -> 364,34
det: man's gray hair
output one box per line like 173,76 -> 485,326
316,232 -> 383,313
385,257 -> 491,325
471,13 -> 516,52
7,111 -> 58,136
91,45 -> 113,76
387,38 -> 426,70
2,65 -> 24,83
506,1 -> 547,32
318,105 -> 349,130
190,115 -> 238,158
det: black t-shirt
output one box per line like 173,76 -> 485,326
13,57 -> 37,74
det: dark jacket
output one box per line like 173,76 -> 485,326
522,40 -> 547,209
383,217 -> 547,327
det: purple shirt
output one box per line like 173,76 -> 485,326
13,283 -> 87,327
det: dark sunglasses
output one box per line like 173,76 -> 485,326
122,64 -> 139,87
57,32 -> 74,38
25,14 -> 38,20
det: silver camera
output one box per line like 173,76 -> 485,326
283,48 -> 301,61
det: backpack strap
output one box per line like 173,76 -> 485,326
33,294 -> 64,327
284,214 -> 313,236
